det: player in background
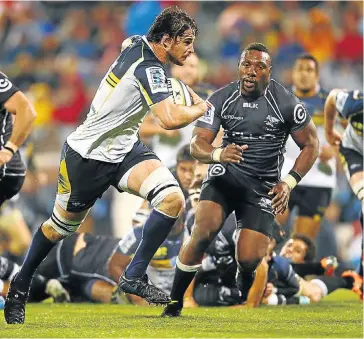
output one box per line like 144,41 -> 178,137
324,88 -> 363,298
163,43 -> 319,317
279,54 -> 334,240
4,6 -> 209,324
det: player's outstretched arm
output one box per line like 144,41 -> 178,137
190,127 -> 247,164
4,91 -> 36,153
324,89 -> 342,146
150,88 -> 208,130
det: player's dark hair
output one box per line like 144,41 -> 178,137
295,53 -> 319,73
244,42 -> 270,55
176,144 -> 194,163
292,234 -> 316,262
147,6 -> 198,43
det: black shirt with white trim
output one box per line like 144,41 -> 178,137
195,79 -> 311,181
0,72 -> 26,176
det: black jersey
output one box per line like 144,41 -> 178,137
0,72 -> 26,176
195,79 -> 311,180
0,72 -> 18,148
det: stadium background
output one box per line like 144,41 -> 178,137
0,1 -> 362,267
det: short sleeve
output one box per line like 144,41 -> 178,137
336,90 -> 363,119
134,62 -> 171,107
286,97 -> 311,133
0,72 -> 19,106
117,227 -> 142,256
194,90 -> 223,133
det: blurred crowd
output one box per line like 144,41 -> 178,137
0,1 -> 362,268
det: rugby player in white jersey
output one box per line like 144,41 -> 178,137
4,6 -> 209,324
279,54 -> 335,240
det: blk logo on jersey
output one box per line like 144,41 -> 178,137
293,103 -> 307,124
243,102 -> 258,109
0,78 -> 12,93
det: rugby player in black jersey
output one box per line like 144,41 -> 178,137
163,42 -> 319,317
0,72 -> 36,207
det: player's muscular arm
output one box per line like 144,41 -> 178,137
4,91 -> 36,151
324,89 -> 342,146
151,87 -> 208,130
270,120 -> 319,214
191,127 -> 247,164
290,120 -> 320,178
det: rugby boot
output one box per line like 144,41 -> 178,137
118,274 -> 171,305
4,273 -> 28,324
320,256 -> 338,276
161,300 -> 182,317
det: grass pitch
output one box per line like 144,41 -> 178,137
0,290 -> 362,338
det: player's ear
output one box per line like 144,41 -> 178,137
161,34 -> 172,50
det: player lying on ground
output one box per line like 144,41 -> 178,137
0,256 -> 70,303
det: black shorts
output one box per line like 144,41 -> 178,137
70,233 -> 120,285
0,175 -> 25,207
199,164 -> 275,237
340,144 -> 363,177
288,186 -> 332,220
56,140 -> 159,212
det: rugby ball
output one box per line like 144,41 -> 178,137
168,78 -> 192,106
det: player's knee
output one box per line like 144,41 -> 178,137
140,167 -> 184,217
237,258 -> 262,273
157,191 -> 185,217
44,207 -> 83,240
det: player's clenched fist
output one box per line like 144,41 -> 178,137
0,148 -> 13,167
214,143 -> 248,164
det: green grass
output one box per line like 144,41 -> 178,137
0,290 -> 362,338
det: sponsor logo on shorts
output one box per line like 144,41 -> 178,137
258,197 -> 272,209
209,164 -> 226,177
146,67 -> 168,94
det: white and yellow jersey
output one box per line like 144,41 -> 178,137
67,36 -> 171,163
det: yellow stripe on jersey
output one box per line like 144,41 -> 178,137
312,115 -> 325,126
137,79 -> 153,106
109,72 -> 120,85
57,159 -> 71,195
